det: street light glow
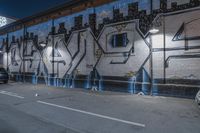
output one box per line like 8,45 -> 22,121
0,16 -> 7,27
40,43 -> 47,47
149,27 -> 159,34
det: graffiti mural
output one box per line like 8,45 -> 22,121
23,33 -> 41,75
0,0 -> 200,98
43,33 -> 71,78
8,36 -> 23,74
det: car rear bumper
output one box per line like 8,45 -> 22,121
0,79 -> 8,81
0,75 -> 9,81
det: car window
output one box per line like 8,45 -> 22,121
0,68 -> 6,73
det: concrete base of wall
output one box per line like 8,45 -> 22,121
10,74 -> 200,99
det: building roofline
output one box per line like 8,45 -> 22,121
0,14 -> 18,21
0,0 -> 114,35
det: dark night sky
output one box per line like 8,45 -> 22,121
0,0 -> 71,19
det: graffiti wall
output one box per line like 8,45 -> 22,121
0,0 -> 200,98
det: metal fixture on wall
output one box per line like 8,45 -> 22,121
149,26 -> 159,95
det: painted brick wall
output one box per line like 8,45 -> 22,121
0,0 -> 199,98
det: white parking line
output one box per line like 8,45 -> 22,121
0,91 -> 24,99
37,100 -> 146,127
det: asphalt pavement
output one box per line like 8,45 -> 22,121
0,82 -> 199,133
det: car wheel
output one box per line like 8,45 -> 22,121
4,80 -> 8,84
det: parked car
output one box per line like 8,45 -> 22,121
195,90 -> 200,105
0,67 -> 9,83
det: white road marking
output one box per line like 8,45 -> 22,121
37,100 -> 146,127
0,91 -> 24,99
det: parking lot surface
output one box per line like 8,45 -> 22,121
0,82 -> 199,133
